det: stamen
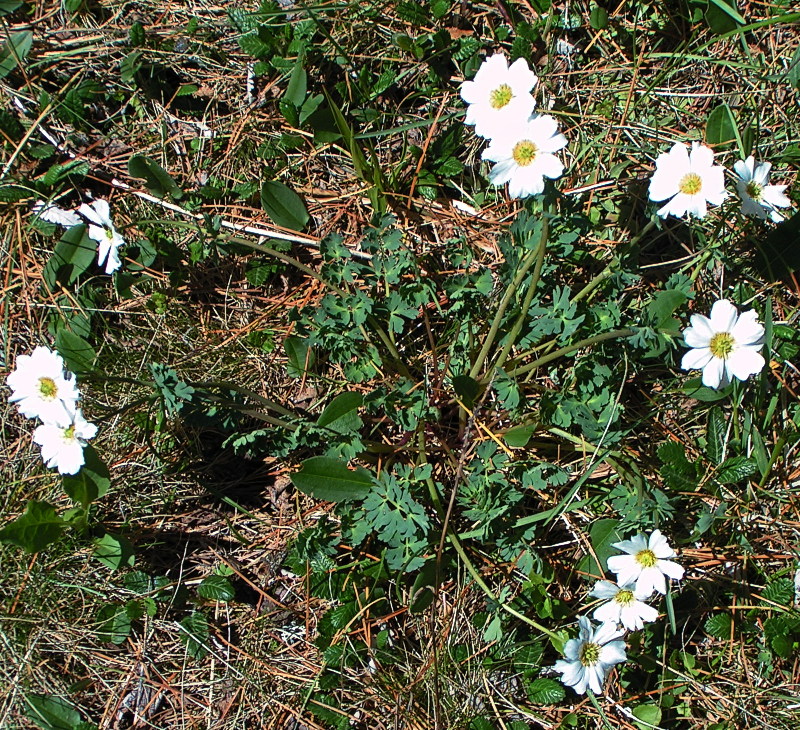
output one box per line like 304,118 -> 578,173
709,332 -> 734,359
489,84 -> 513,109
512,140 -> 538,167
38,377 -> 58,400
679,173 -> 702,195
579,642 -> 601,666
635,549 -> 657,568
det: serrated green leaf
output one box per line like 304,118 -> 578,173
291,457 -> 373,502
93,532 -> 135,570
526,677 -> 565,705
317,392 -> 363,434
0,501 -> 64,553
62,446 -> 111,507
706,406 -> 726,465
179,611 -> 209,660
128,155 -> 183,200
706,103 -> 737,147
0,31 -> 32,79
260,180 -> 309,231
198,575 -> 235,602
24,693 -> 81,730
762,577 -> 794,606
704,612 -> 732,639
55,329 -> 95,374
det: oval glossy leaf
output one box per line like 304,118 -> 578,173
62,446 -> 110,507
291,456 -> 373,502
128,154 -> 183,200
42,225 -> 95,290
179,611 -> 209,660
284,61 -> 307,108
260,180 -> 309,231
96,603 -> 132,644
504,424 -> 535,448
24,693 -> 81,730
317,392 -> 363,433
198,575 -> 235,602
93,532 -> 135,570
55,329 -> 95,374
0,31 -> 32,79
0,501 -> 64,553
705,103 -> 737,147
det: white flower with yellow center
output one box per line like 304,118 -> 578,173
553,616 -> 626,695
460,53 -> 538,139
607,530 -> 684,596
32,407 -> 97,475
77,199 -> 125,274
481,114 -> 567,198
7,346 -> 80,427
733,156 -> 791,223
648,141 -> 727,219
590,580 -> 659,631
681,299 -> 765,390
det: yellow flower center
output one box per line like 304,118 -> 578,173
512,140 -> 538,167
745,181 -> 763,201
615,589 -> 635,606
105,227 -> 115,239
38,377 -> 57,400
579,642 -> 601,666
679,173 -> 702,195
635,549 -> 657,568
489,84 -> 513,109
709,332 -> 735,359
64,425 -> 76,440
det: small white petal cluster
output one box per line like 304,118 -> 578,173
31,198 -> 126,274
553,529 -> 683,696
460,52 -> 567,199
6,346 -> 97,475
648,143 -> 793,222
681,299 -> 765,390
733,156 -> 791,223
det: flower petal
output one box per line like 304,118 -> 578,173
727,348 -> 765,381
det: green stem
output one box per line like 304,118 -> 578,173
493,216 -> 551,374
489,328 -> 636,383
418,433 -> 561,643
468,216 -> 551,380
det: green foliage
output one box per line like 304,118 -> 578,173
260,180 -> 310,231
128,155 -> 184,200
0,31 -> 32,79
179,611 -> 210,660
24,694 -> 85,730
290,456 -> 374,502
0,501 -> 64,553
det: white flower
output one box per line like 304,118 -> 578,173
590,580 -> 659,631
7,346 -> 80,427
32,407 -> 97,475
607,530 -> 684,596
681,299 -> 765,389
32,200 -> 82,228
481,114 -> 567,198
553,616 -> 626,695
648,141 -> 728,219
733,156 -> 791,223
460,53 -> 538,139
77,199 -> 125,274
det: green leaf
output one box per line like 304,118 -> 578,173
786,45 -> 800,90
128,155 -> 183,200
589,5 -> 608,30
0,2 -> 23,17
648,289 -> 687,329
526,677 -> 565,705
705,103 -> 737,147
752,211 -> 800,281
24,693 -> 81,730
0,31 -> 32,79
42,225 -> 96,290
96,603 -> 132,644
504,424 -> 535,448
706,406 -> 726,465
631,703 -> 663,729
284,335 -> 314,378
291,456 -> 373,502
93,532 -> 135,570
62,446 -> 111,507
179,611 -> 209,660
715,455 -> 758,485
577,518 -> 623,578
762,577 -> 794,606
260,180 -> 309,231
705,0 -> 744,34
284,60 -> 307,108
704,613 -> 732,639
658,441 -> 697,491
452,374 -> 480,409
55,329 -> 95,374
198,575 -> 235,602
0,501 -> 64,553
317,392 -> 363,434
